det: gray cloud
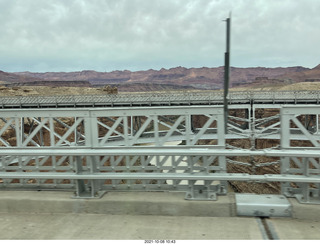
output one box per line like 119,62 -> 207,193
0,0 -> 319,72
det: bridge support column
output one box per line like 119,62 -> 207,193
73,116 -> 105,198
185,181 -> 218,201
280,106 -> 320,204
185,109 -> 227,201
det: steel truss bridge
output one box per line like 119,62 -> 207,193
0,91 -> 319,204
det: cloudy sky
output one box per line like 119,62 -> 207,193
1,0 -> 319,72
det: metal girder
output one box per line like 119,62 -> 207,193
280,106 -> 320,204
0,147 -> 320,157
0,104 -> 319,204
0,91 -> 320,109
0,172 -> 319,184
0,105 -> 227,200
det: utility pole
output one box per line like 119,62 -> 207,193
223,13 -> 231,134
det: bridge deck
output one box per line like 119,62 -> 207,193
0,191 -> 319,240
0,90 -> 319,109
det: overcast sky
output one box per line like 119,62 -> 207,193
1,0 -> 319,72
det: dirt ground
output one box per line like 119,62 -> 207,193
230,81 -> 320,92
0,85 -> 117,96
0,81 -> 319,97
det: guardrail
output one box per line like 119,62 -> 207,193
0,90 -> 319,108
0,104 -> 319,203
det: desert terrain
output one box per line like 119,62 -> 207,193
0,80 -> 319,97
1,63 -> 319,93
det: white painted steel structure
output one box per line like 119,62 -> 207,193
0,92 -> 319,204
0,90 -> 319,109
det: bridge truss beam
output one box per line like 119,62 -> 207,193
0,104 -> 319,203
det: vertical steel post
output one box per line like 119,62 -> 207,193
223,14 -> 231,134
223,14 -> 232,196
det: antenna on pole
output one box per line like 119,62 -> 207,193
223,12 -> 231,134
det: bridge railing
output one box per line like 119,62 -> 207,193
0,90 -> 320,108
0,104 -> 319,203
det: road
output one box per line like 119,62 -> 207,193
0,191 -> 319,240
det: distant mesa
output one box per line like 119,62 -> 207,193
6,80 -> 92,87
0,64 -> 317,92
313,64 -> 320,70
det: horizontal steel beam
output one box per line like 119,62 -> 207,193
0,147 -> 319,157
0,172 -> 319,183
0,105 -> 223,117
282,105 -> 320,114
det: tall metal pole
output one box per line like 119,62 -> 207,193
223,13 -> 231,134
